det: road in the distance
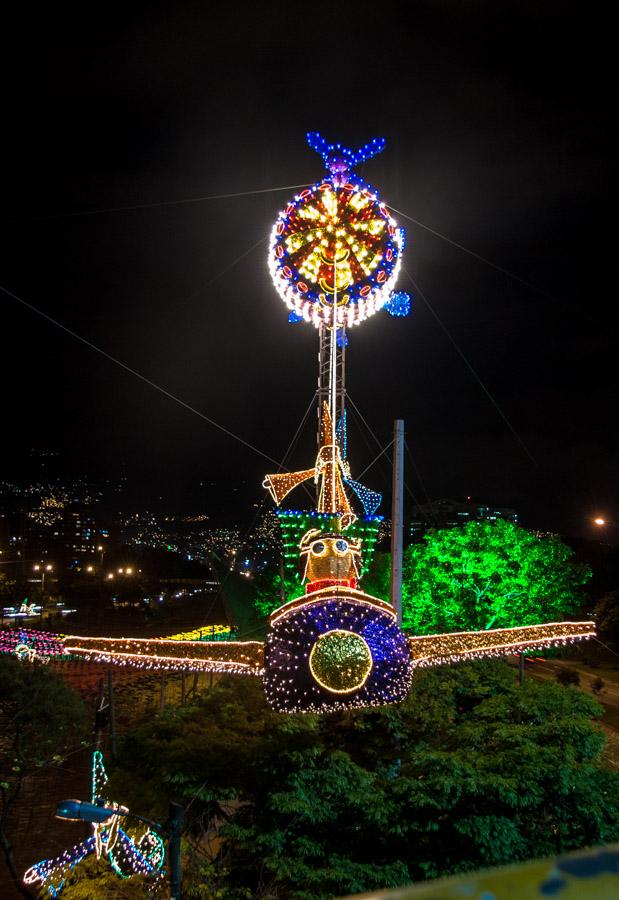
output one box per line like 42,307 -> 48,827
526,658 -> 619,707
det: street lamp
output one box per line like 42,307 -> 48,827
55,799 -> 183,899
593,516 -> 618,528
56,799 -> 127,824
33,564 -> 53,599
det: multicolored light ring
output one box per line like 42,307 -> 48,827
268,134 -> 405,327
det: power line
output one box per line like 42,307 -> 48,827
3,182 -> 313,225
179,235 -> 267,305
403,266 -> 538,467
387,203 -> 555,301
356,439 -> 394,480
1,283 -> 282,468
404,439 -> 435,510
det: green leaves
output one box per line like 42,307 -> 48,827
103,661 -> 619,898
252,570 -> 305,617
402,520 -> 591,633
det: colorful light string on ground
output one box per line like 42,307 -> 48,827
166,624 -> 235,641
0,626 -> 66,660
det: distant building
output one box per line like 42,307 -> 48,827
63,506 -> 110,559
410,498 -> 519,540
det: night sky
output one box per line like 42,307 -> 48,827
1,2 -> 614,536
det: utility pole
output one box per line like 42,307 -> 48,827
390,420 -> 404,625
168,801 -> 183,900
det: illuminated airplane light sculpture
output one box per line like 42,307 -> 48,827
0,132 -> 596,713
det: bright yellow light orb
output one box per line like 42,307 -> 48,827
309,629 -> 372,694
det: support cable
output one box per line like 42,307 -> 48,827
4,182 -> 313,225
404,439 -> 440,529
403,265 -> 537,467
593,637 -> 619,661
180,235 -> 267,305
356,439 -> 394,480
387,203 -> 555,301
348,394 -> 423,508
345,400 -> 393,494
216,392 -> 318,607
1,282 -> 284,468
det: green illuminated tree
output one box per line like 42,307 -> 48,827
361,550 -> 390,601
402,520 -> 590,634
252,568 -> 304,618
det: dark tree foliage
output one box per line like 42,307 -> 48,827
593,591 -> 619,646
0,656 -> 87,899
109,661 -> 619,899
556,667 -> 581,687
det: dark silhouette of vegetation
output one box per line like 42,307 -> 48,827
556,667 -> 581,687
593,591 -> 619,646
100,660 -> 619,899
0,656 -> 87,898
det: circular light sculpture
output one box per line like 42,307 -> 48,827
309,629 -> 373,693
269,184 -> 404,328
268,133 -> 406,328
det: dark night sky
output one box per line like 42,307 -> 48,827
0,2 -> 615,536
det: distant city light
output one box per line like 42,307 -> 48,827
594,517 -> 606,526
